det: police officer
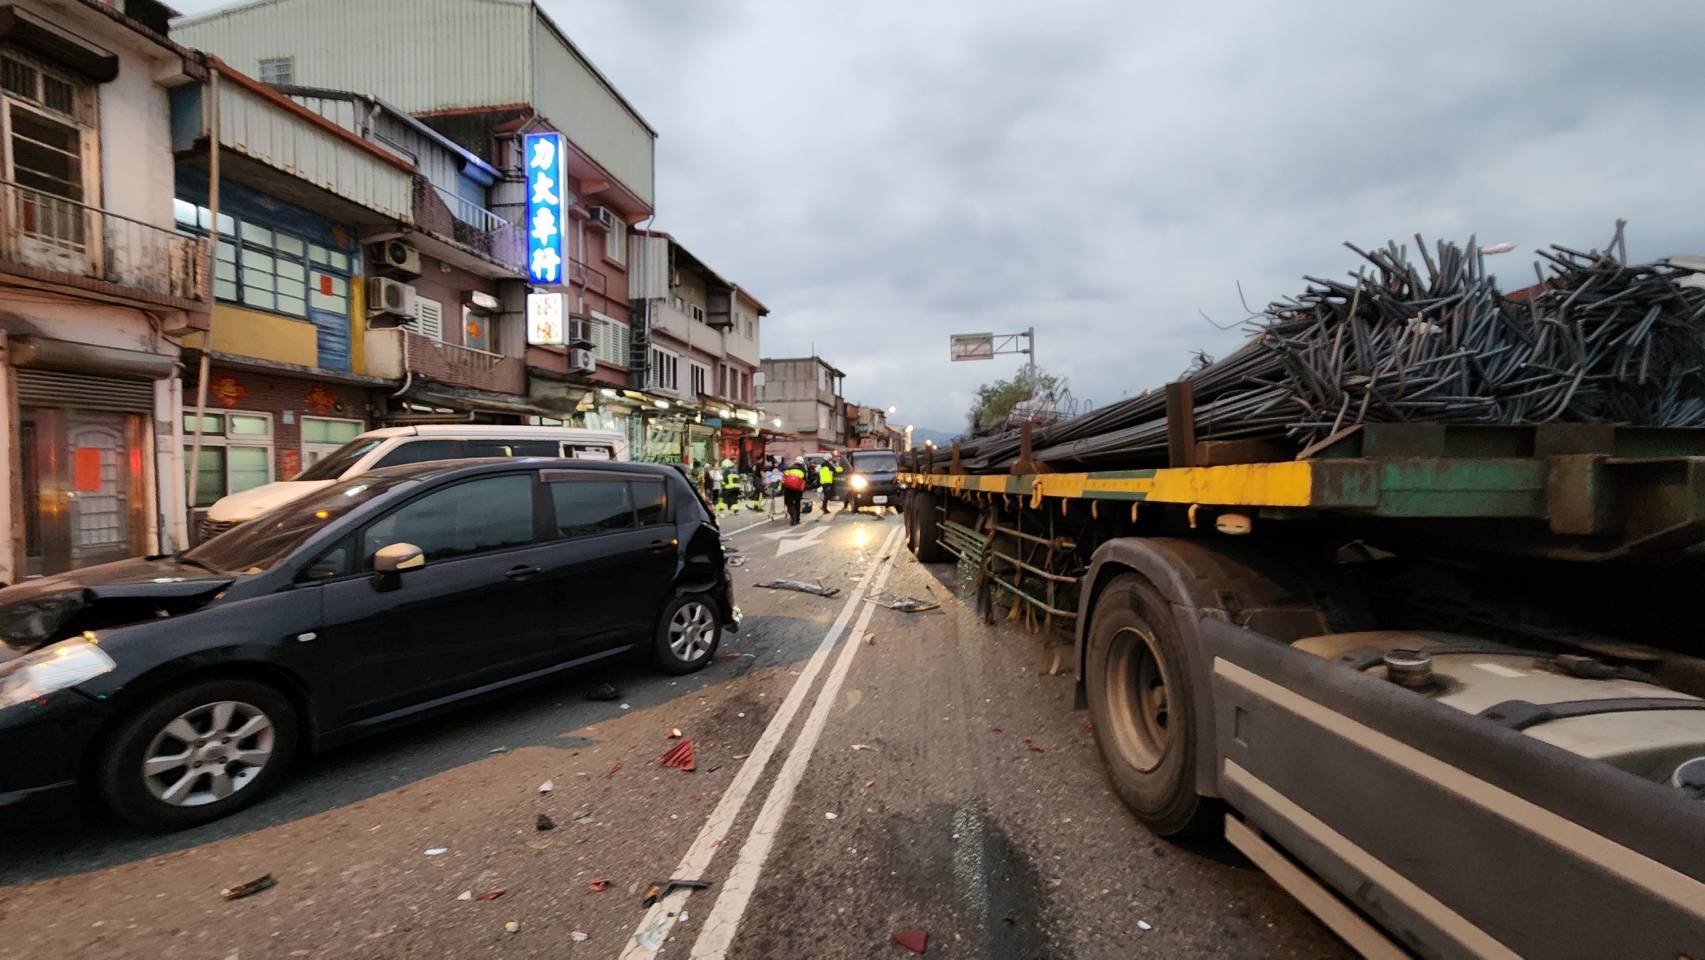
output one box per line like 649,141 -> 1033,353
817,458 -> 837,513
781,459 -> 808,525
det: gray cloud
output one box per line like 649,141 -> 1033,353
170,0 -> 1705,434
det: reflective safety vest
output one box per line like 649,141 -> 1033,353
782,467 -> 806,492
723,471 -> 742,490
818,465 -> 835,485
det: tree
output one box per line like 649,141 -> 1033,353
967,367 -> 1062,435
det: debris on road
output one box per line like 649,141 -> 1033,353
1138,920 -> 1153,931
864,778 -> 877,789
571,930 -> 589,942
756,579 -> 841,597
850,743 -> 872,751
607,761 -> 623,778
588,877 -> 611,893
424,847 -> 448,856
1024,737 -> 1047,753
504,920 -> 520,934
573,808 -> 592,821
535,814 -> 556,831
642,878 -> 712,907
476,890 -> 505,901
891,930 -> 929,954
456,891 -> 473,901
586,682 -> 622,701
992,727 -> 1004,735
728,556 -> 748,567
824,811 -> 838,820
488,746 -> 508,754
660,739 -> 697,771
679,910 -> 690,923
219,874 -> 275,901
538,779 -> 554,794
668,727 -> 683,739
620,703 -> 631,711
875,594 -> 940,613
634,917 -> 667,951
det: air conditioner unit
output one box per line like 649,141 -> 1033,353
367,277 -> 418,318
379,239 -> 421,276
589,206 -> 617,230
567,314 -> 595,348
568,348 -> 596,374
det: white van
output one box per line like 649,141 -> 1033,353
200,425 -> 627,539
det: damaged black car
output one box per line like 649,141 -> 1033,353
0,459 -> 737,831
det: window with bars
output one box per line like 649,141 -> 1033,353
174,200 -> 351,319
690,362 -> 709,398
647,346 -> 679,393
183,411 -> 274,507
258,56 -> 294,85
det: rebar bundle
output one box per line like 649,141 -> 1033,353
944,224 -> 1705,473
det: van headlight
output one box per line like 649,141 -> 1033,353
0,639 -> 116,710
850,474 -> 869,491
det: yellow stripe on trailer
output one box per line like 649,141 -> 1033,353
900,461 -> 1314,509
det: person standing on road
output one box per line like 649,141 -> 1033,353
781,459 -> 807,525
722,466 -> 743,513
818,459 -> 836,514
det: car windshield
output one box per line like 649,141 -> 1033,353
185,475 -> 414,574
294,438 -> 385,481
853,453 -> 898,473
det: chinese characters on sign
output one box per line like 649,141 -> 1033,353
525,132 -> 567,285
527,291 -> 566,346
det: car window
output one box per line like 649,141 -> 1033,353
464,438 -> 560,458
374,439 -> 461,468
550,479 -> 635,538
853,453 -> 898,473
567,444 -> 614,460
361,474 -> 536,567
634,479 -> 668,525
295,438 -> 383,480
186,475 -> 415,573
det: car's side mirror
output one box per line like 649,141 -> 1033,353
373,542 -> 426,575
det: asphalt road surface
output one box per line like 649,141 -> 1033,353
0,500 -> 1351,959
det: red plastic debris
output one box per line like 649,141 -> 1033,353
588,877 -> 610,893
991,727 -> 1004,735
607,761 -> 623,778
891,930 -> 928,954
1082,722 -> 1095,733
864,778 -> 876,789
1027,745 -> 1047,753
660,739 -> 697,772
476,889 -> 505,901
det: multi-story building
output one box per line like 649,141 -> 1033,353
0,0 -> 208,581
758,356 -> 847,460
173,0 -> 656,436
845,402 -> 900,450
629,230 -> 766,467
168,63 -> 421,535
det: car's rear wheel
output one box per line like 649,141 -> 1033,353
97,678 -> 299,831
654,593 -> 722,674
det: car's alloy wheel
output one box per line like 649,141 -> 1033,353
668,600 -> 718,664
141,700 -> 276,807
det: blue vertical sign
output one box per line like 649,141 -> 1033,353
525,131 -> 566,285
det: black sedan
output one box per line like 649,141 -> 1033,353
0,459 -> 736,830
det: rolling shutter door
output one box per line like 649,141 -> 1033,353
14,369 -> 154,413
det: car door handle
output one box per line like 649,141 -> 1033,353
505,565 -> 543,581
649,538 -> 677,554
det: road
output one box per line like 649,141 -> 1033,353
0,500 -> 1349,959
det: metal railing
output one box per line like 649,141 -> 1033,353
431,182 -> 511,233
0,179 -> 201,300
419,334 -> 506,372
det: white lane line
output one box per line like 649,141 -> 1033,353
619,521 -> 905,959
688,524 -> 906,960
720,515 -> 774,537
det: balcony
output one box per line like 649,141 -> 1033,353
410,176 -> 524,275
365,327 -> 525,395
0,179 -> 204,313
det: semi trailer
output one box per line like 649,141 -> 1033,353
900,419 -> 1705,959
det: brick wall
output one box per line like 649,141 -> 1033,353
188,365 -> 375,481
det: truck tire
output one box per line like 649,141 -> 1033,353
1085,573 -> 1216,837
911,491 -> 945,563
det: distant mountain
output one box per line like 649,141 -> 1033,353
908,426 -> 962,448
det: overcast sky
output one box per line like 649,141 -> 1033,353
172,0 -> 1705,436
